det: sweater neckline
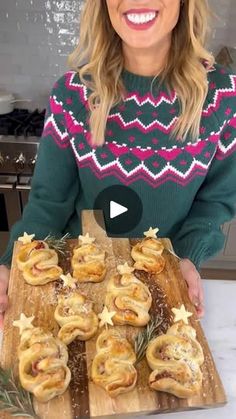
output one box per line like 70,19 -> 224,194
121,68 -> 161,91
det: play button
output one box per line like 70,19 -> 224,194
93,185 -> 143,235
110,201 -> 128,219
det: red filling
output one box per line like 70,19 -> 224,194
35,242 -> 46,250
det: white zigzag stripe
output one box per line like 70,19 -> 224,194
66,71 -> 177,107
218,112 -> 236,153
71,138 -> 210,180
218,136 -> 236,153
67,71 -> 89,101
107,113 -> 178,131
125,92 -> 177,107
65,73 -> 234,140
45,114 -> 68,140
66,67 -> 235,114
203,73 -> 236,113
67,71 -> 177,111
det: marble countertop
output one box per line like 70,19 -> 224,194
0,279 -> 235,419
141,279 -> 236,419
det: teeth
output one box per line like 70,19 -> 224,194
126,12 -> 156,24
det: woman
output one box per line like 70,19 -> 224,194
0,0 -> 236,325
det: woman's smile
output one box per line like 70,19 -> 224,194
123,9 -> 159,31
106,1 -> 181,53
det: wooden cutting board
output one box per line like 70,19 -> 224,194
1,210 -> 227,419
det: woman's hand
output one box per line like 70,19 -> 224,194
0,265 -> 9,328
179,258 -> 204,318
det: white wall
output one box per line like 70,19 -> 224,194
0,0 -> 235,110
208,0 -> 236,53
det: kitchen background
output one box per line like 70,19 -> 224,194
0,0 -> 236,274
0,0 -> 236,109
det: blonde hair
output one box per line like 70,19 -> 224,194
68,0 -> 214,146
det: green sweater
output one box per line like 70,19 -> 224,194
1,64 -> 236,268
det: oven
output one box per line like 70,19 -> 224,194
0,175 -> 22,256
0,109 -> 44,258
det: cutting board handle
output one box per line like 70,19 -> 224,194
81,209 -> 108,239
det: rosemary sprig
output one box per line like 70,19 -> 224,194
43,232 -> 70,256
134,316 -> 163,365
0,366 -> 40,418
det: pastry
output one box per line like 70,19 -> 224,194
54,292 -> 98,344
105,263 -> 152,326
91,330 -> 137,397
131,237 -> 165,273
16,240 -> 48,270
146,322 -> 204,398
18,327 -> 71,403
16,240 -> 62,285
72,235 -> 106,282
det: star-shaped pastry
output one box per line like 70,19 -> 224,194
78,233 -> 95,245
98,306 -> 116,329
117,262 -> 135,275
171,304 -> 193,325
60,273 -> 77,289
18,232 -> 35,244
144,227 -> 159,238
13,313 -> 35,335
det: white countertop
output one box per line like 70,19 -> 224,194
0,279 -> 235,419
141,279 -> 236,419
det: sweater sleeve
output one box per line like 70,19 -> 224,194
0,77 -> 80,267
172,114 -> 236,269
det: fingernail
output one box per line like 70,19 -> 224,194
193,297 -> 199,307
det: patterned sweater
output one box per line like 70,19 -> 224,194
1,64 -> 236,268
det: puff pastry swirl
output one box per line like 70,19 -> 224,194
131,237 -> 165,273
16,240 -> 62,285
54,292 -> 98,345
105,272 -> 152,326
72,243 -> 106,283
146,322 -> 204,398
91,330 -> 137,397
18,327 -> 71,403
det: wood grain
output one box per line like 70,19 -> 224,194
1,210 -> 227,418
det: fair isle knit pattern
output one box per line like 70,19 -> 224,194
0,64 -> 236,268
46,67 -> 236,188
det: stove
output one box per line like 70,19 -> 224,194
0,109 -> 45,174
0,109 -> 45,258
0,109 -> 45,137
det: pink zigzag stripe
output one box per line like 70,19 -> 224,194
49,96 -> 87,137
44,115 -> 70,143
229,116 -> 236,128
49,96 -> 64,114
77,158 -> 207,188
215,141 -> 236,160
107,114 -> 177,134
43,127 -> 69,149
106,142 -> 210,160
202,74 -> 236,117
74,152 -> 207,186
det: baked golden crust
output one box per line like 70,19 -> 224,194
91,330 -> 137,397
72,243 -> 106,283
105,272 -> 152,326
146,322 -> 204,398
131,237 -> 165,273
54,292 -> 98,344
18,327 -> 71,403
16,241 -> 62,285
